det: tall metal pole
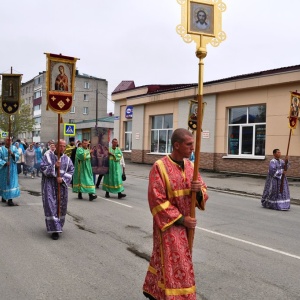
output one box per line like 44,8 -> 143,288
96,86 -> 98,130
188,37 -> 207,253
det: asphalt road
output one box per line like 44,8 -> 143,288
1,174 -> 299,300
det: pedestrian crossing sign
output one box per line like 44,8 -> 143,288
1,132 -> 8,138
64,123 -> 76,136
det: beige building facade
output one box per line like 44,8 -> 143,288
112,65 -> 300,178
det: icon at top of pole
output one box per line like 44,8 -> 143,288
176,0 -> 226,51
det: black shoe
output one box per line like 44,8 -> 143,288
96,185 -> 99,189
1,198 -> 6,203
7,200 -> 15,206
51,233 -> 59,240
118,193 -> 126,199
89,194 -> 97,201
105,192 -> 110,198
78,192 -> 83,199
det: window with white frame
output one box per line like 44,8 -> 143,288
34,90 -> 42,99
228,105 -> 266,156
34,117 -> 41,125
34,104 -> 41,111
83,107 -> 89,115
124,121 -> 132,151
70,106 -> 75,114
83,94 -> 89,101
151,114 -> 173,154
69,119 -> 75,123
84,82 -> 90,89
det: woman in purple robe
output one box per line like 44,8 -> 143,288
261,148 -> 290,210
40,140 -> 74,240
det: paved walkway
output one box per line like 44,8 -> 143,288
125,161 -> 300,205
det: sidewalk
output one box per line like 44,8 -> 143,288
125,161 -> 300,205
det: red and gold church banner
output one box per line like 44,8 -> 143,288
289,92 -> 300,129
1,74 -> 22,115
45,53 -> 78,114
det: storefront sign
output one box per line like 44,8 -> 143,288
125,106 -> 133,119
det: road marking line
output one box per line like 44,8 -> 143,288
197,227 -> 300,260
99,197 -> 132,208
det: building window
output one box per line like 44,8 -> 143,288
151,114 -> 173,153
83,107 -> 89,115
34,117 -> 41,125
34,104 -> 41,111
83,131 -> 90,141
34,76 -> 43,86
124,121 -> 132,151
84,82 -> 90,89
69,119 -> 75,123
70,106 -> 75,114
228,105 -> 266,156
34,90 -> 42,99
83,94 -> 89,101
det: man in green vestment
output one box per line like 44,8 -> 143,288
102,138 -> 126,199
72,139 -> 97,201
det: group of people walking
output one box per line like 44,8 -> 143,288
0,137 -> 127,241
0,128 -> 293,299
14,140 -> 43,178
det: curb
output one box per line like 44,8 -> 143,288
208,186 -> 300,206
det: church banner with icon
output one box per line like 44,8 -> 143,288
1,74 -> 22,115
45,53 -> 78,114
188,100 -> 198,131
289,92 -> 300,129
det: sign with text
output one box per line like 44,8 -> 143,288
125,106 -> 133,119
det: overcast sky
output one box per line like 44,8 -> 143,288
1,0 -> 300,113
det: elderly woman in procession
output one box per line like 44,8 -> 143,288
24,143 -> 36,179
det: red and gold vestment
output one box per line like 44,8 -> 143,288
143,156 -> 208,300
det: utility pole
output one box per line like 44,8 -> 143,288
96,85 -> 98,131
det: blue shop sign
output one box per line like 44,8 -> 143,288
125,106 -> 133,119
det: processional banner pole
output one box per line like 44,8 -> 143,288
176,0 -> 226,252
280,92 -> 300,193
45,53 -> 79,217
0,67 -> 22,187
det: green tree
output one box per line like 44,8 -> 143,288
0,99 -> 35,139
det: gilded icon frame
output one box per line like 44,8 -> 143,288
188,1 -> 215,36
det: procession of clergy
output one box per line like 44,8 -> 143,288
0,137 -> 125,240
0,136 -> 290,241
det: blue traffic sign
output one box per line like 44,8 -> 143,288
64,124 -> 76,136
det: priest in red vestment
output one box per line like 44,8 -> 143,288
143,128 -> 208,300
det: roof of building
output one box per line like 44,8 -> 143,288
112,64 -> 300,96
113,81 -> 135,93
204,64 -> 300,85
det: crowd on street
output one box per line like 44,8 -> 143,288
0,137 -> 127,240
0,129 -> 293,300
